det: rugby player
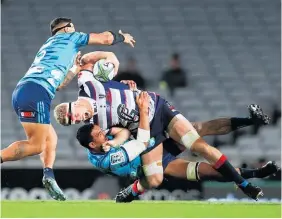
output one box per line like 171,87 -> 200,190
0,17 -> 135,201
54,51 -> 269,200
75,92 -> 279,202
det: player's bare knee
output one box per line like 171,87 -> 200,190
146,174 -> 163,188
142,160 -> 163,188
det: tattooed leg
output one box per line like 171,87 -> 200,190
1,122 -> 49,163
1,140 -> 44,162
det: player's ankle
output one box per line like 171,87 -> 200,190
230,117 -> 253,130
132,180 -> 145,196
43,167 -> 55,179
0,156 -> 3,163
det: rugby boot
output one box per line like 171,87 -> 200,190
115,185 -> 139,203
248,104 -> 270,125
257,161 -> 281,178
42,176 -> 66,201
239,183 -> 263,201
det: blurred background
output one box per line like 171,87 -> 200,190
1,0 -> 281,201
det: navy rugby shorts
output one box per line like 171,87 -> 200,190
142,97 -> 180,154
12,81 -> 51,124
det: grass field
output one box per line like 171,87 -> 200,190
1,201 -> 281,218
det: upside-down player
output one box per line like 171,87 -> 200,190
75,92 -> 279,202
54,51 -> 269,200
0,17 -> 135,201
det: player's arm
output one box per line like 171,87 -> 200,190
106,127 -> 131,147
57,52 -> 82,91
81,51 -> 119,74
102,92 -> 152,163
88,30 -> 135,47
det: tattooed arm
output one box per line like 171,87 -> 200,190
192,118 -> 232,137
57,52 -> 81,91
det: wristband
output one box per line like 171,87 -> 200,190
109,31 -> 125,45
137,128 -> 150,142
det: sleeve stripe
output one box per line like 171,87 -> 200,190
120,147 -> 130,164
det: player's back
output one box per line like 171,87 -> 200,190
78,70 -> 158,131
19,32 -> 89,99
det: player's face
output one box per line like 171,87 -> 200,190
72,105 -> 92,124
66,23 -> 75,33
90,125 -> 108,146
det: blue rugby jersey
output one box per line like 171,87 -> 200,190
87,136 -> 141,180
19,32 -> 89,99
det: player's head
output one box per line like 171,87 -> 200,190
54,101 -> 95,126
170,53 -> 180,68
76,124 -> 108,150
50,17 -> 75,36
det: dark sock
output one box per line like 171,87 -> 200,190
240,167 -> 275,179
231,117 -> 253,131
240,168 -> 259,179
43,167 -> 55,179
214,155 -> 249,187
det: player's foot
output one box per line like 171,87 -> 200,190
248,104 -> 270,125
239,183 -> 263,201
257,161 -> 281,178
42,176 -> 66,201
115,185 -> 139,203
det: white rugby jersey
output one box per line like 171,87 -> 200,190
77,70 -> 158,132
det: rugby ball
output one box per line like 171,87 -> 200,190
93,59 -> 116,82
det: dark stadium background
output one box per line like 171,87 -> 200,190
1,0 -> 281,201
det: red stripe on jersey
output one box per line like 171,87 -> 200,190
106,90 -> 112,127
89,81 -> 99,125
89,82 -> 97,101
123,90 -> 128,108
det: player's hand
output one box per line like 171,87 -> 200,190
102,140 -> 118,152
119,30 -> 136,48
120,80 -> 137,91
71,51 -> 82,74
75,51 -> 82,66
136,91 -> 150,113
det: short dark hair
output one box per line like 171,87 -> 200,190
76,124 -> 94,150
50,17 -> 72,35
172,53 -> 180,60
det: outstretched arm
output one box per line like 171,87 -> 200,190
88,30 -> 135,47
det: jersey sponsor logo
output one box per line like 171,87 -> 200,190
110,151 -> 126,165
20,111 -> 36,118
117,104 -> 139,123
165,101 -> 176,112
99,94 -> 106,99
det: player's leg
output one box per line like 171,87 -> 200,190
164,159 -> 280,182
1,122 -> 48,162
167,115 -> 263,200
41,124 -> 66,201
192,104 -> 270,137
115,144 -> 164,203
40,124 -> 57,169
140,143 -> 164,188
1,81 -> 65,201
1,82 -> 51,162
